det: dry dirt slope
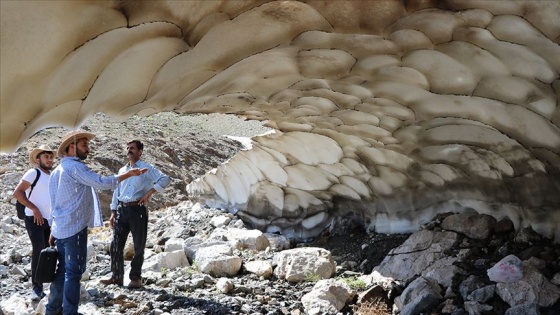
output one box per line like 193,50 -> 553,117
0,112 -> 272,218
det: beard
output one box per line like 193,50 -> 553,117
39,161 -> 52,171
76,147 -> 89,160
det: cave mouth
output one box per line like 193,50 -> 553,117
1,0 -> 559,244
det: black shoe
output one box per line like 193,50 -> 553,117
99,277 -> 124,286
31,290 -> 46,301
128,277 -> 142,289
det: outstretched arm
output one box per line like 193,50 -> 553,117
118,168 -> 148,182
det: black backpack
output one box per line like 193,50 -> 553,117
16,169 -> 41,219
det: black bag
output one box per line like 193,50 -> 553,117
15,201 -> 26,220
35,246 -> 58,283
16,169 -> 41,219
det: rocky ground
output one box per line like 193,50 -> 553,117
1,112 -> 560,315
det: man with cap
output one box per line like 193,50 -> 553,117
45,130 -> 147,315
13,144 -> 56,300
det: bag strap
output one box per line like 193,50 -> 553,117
27,168 -> 41,198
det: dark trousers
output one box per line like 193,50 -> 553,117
110,205 -> 148,280
24,216 -> 51,294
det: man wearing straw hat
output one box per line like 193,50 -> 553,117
45,130 -> 147,315
13,144 -> 56,301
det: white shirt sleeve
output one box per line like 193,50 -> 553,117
21,168 -> 39,192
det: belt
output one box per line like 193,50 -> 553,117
118,201 -> 142,207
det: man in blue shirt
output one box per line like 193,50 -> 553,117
46,130 -> 147,315
100,140 -> 170,289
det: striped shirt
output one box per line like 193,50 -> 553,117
111,160 -> 170,210
49,156 -> 119,239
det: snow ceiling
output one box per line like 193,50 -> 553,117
1,0 -> 559,240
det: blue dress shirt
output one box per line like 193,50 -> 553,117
110,160 -> 170,210
49,157 -> 120,239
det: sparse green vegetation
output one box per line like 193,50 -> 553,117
303,273 -> 321,283
339,276 -> 367,290
185,263 -> 199,277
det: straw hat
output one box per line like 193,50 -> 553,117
29,145 -> 56,165
57,130 -> 95,157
